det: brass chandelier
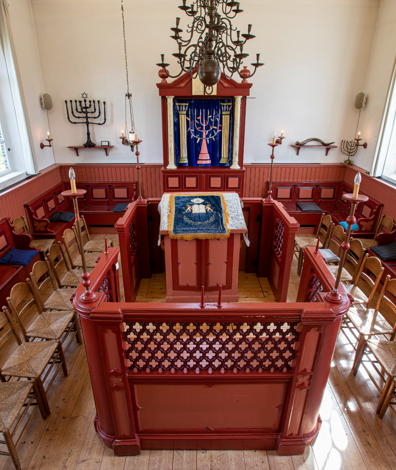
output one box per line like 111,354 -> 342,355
156,0 -> 264,90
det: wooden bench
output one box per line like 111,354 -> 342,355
75,182 -> 137,230
0,218 -> 41,309
25,182 -> 137,238
24,183 -> 75,243
271,181 -> 383,238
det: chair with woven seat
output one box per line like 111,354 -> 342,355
30,260 -> 77,313
320,224 -> 353,282
74,215 -> 113,253
47,243 -> 83,288
294,213 -> 333,275
0,308 -> 67,417
0,381 -> 47,470
341,275 -> 396,362
354,215 -> 395,251
62,228 -> 98,269
7,281 -> 80,354
11,216 -> 55,254
344,239 -> 365,282
343,254 -> 384,307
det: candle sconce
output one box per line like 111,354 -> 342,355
120,131 -> 136,152
40,134 -> 53,149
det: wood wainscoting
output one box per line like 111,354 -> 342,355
2,162 -> 396,229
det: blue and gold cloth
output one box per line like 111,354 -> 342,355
168,193 -> 230,240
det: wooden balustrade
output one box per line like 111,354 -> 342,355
73,244 -> 350,457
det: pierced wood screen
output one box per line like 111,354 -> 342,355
98,275 -> 112,302
129,219 -> 137,258
304,270 -> 324,302
124,320 -> 299,374
274,218 -> 285,258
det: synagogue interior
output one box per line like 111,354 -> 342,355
1,0 -> 396,469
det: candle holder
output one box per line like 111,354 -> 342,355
120,133 -> 136,152
325,192 -> 368,304
40,137 -> 53,149
340,137 -> 367,165
354,136 -> 368,149
275,135 -> 285,145
133,139 -> 144,203
265,142 -> 280,202
61,188 -> 98,304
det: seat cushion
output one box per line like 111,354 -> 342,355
371,242 -> 396,262
296,202 -> 322,212
319,249 -> 340,264
0,247 -> 38,266
112,202 -> 129,212
340,221 -> 359,231
49,211 -> 75,223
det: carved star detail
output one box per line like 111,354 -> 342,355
34,220 -> 48,232
360,220 -> 374,231
81,92 -> 88,99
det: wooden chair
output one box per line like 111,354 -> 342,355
345,239 -> 365,282
11,216 -> 54,254
341,275 -> 396,361
30,260 -> 76,313
47,243 -> 83,288
294,213 -> 333,275
7,281 -> 80,354
74,215 -> 113,253
343,254 -> 384,307
62,229 -> 98,270
321,225 -> 353,282
0,381 -> 47,469
354,215 -> 395,251
0,307 -> 67,417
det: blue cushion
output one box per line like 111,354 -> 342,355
339,221 -> 359,231
0,247 -> 38,266
113,203 -> 129,212
49,211 -> 75,223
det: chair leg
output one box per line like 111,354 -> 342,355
74,312 -> 83,344
58,343 -> 68,377
377,375 -> 393,415
32,380 -> 47,420
3,428 -> 21,470
379,378 -> 396,418
352,335 -> 366,376
36,377 -> 51,416
298,248 -> 304,276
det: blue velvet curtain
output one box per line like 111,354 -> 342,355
174,99 -> 233,167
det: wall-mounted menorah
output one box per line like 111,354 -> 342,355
340,135 -> 368,165
65,92 -> 106,147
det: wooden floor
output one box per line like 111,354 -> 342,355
2,234 -> 396,470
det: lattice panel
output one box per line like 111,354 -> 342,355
129,219 -> 137,258
274,218 -> 285,258
124,321 -> 299,374
304,270 -> 324,302
98,275 -> 112,302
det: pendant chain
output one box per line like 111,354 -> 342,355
121,0 -> 135,133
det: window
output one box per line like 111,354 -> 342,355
0,121 -> 10,175
0,0 -> 37,190
371,56 -> 396,183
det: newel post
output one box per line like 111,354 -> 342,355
276,292 -> 350,455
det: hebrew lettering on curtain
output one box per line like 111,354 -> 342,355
174,99 -> 234,167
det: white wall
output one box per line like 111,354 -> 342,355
7,0 -> 55,171
24,0 -> 380,167
358,0 -> 396,173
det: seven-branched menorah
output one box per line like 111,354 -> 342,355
65,92 -> 106,147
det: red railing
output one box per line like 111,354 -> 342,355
73,245 -> 350,457
259,200 -> 300,301
114,202 -> 140,301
